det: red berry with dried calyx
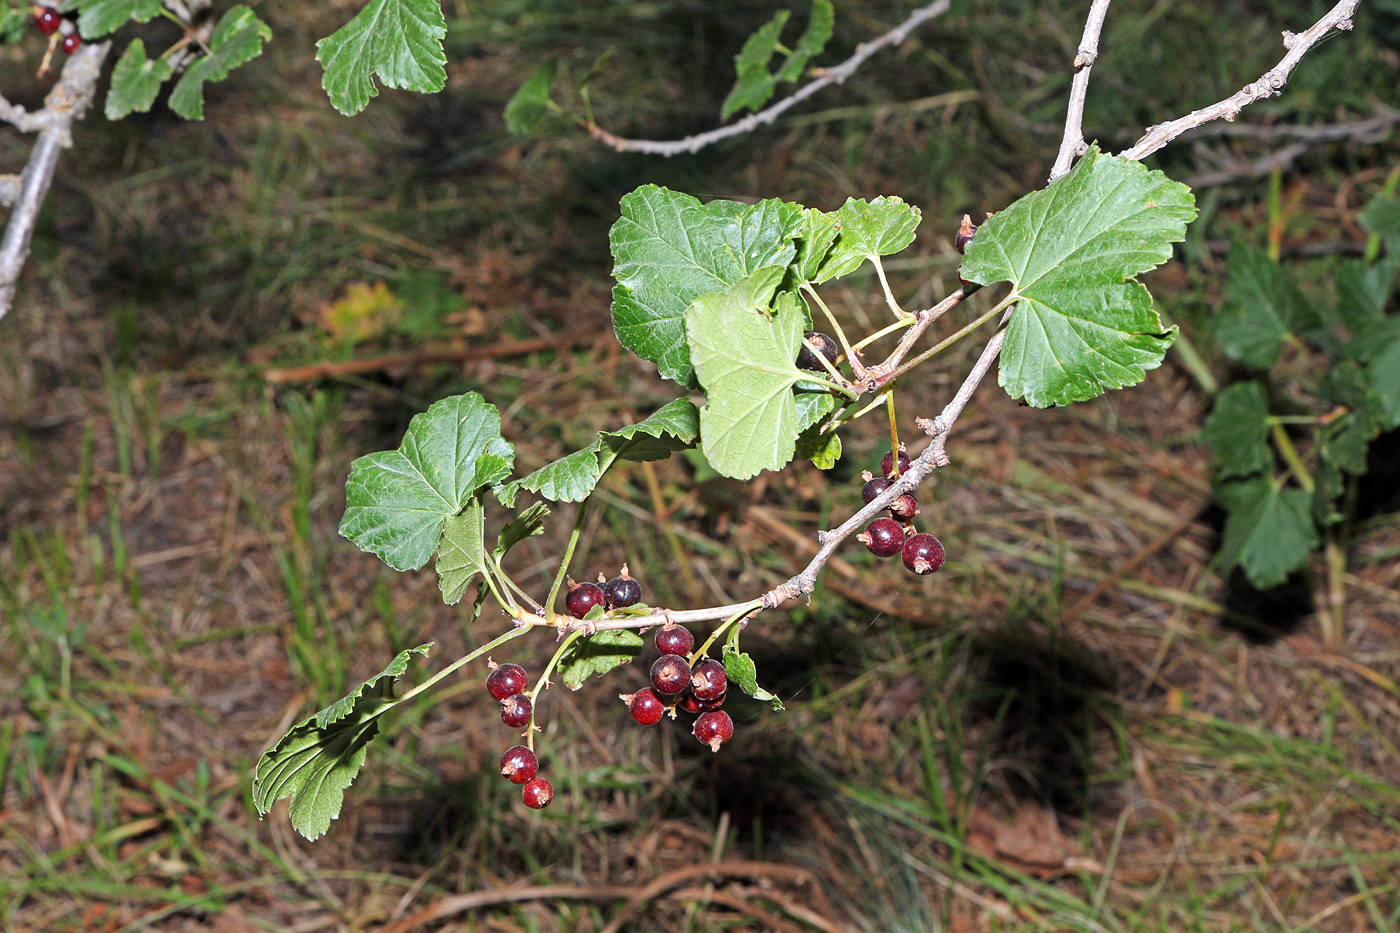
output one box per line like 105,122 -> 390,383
888,493 -> 918,522
902,533 -> 946,575
678,689 -> 726,713
693,710 -> 734,752
690,658 -> 727,702
881,447 -> 911,478
861,471 -> 891,505
654,622 -> 694,657
500,694 -> 532,729
955,214 -> 977,255
650,654 -> 691,695
34,7 -> 61,33
621,688 -> 666,725
796,331 -> 840,372
564,578 -> 605,617
499,745 -> 538,785
522,777 -> 553,809
603,564 -> 643,609
60,32 -> 80,53
858,517 -> 905,558
486,662 -> 528,700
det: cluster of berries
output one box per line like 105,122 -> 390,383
33,6 -> 81,55
856,447 -> 946,575
564,565 -> 643,617
621,623 -> 734,752
485,662 -> 553,809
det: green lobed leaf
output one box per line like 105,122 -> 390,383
688,269 -> 808,479
610,186 -> 802,387
816,196 -> 922,283
792,207 -> 841,283
316,0 -> 447,116
339,392 -> 513,572
504,59 -> 558,134
168,6 -> 271,120
1318,364 -> 1385,474
1200,381 -> 1271,479
1212,243 -> 1306,369
1359,192 -> 1400,239
558,629 -> 643,691
719,10 -> 788,119
1334,256 -> 1400,333
960,145 -> 1195,407
774,0 -> 835,83
62,0 -> 161,40
496,501 -> 550,559
795,389 -> 838,433
1215,477 -> 1318,589
253,644 -> 431,840
105,39 -> 174,120
512,445 -> 602,505
1367,336 -> 1400,429
434,501 -> 488,606
795,423 -> 841,469
721,643 -> 783,710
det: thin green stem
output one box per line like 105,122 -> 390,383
870,255 -> 907,319
886,393 -> 902,478
1267,415 -> 1319,426
802,374 -> 858,400
1270,423 -> 1314,493
851,317 -> 915,352
886,296 -> 1015,382
801,285 -> 862,374
545,498 -> 591,624
832,386 -> 893,429
691,600 -> 764,663
496,563 -> 542,613
397,626 -> 535,706
525,629 -> 586,750
802,334 -> 853,389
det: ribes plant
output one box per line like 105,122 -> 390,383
251,145 -> 1197,838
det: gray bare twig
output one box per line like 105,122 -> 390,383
1049,0 -> 1112,182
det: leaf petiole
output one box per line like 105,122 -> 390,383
691,599 -> 764,663
885,295 -> 1016,382
545,498 -> 591,624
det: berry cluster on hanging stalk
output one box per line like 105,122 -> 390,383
252,146 -> 1196,839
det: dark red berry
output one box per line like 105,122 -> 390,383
500,694 -> 532,729
693,710 -> 734,752
678,689 -> 727,713
650,654 -> 691,695
564,579 -> 606,618
955,214 -> 977,255
861,472 -> 891,505
34,8 -> 61,34
858,517 -> 906,558
690,658 -> 727,702
622,688 -> 667,725
881,448 -> 911,478
486,662 -> 528,700
796,331 -> 840,372
603,565 -> 643,609
522,777 -> 554,809
654,623 -> 694,657
888,494 -> 919,522
60,32 -> 80,54
499,745 -> 538,785
902,533 -> 946,575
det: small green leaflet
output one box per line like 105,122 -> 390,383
316,0 -> 447,116
105,39 -> 173,120
1200,381 -> 1271,479
688,268 -> 810,480
1333,256 -> 1399,333
775,0 -> 834,83
339,392 -> 513,572
960,145 -> 1196,408
1213,243 -> 1307,369
816,196 -> 922,283
1359,192 -> 1400,240
610,186 -> 802,387
496,502 -> 550,558
792,207 -> 841,283
434,500 -> 488,606
558,629 -> 643,691
1318,365 -> 1385,475
253,644 -> 431,840
796,422 -> 841,469
61,0 -> 160,39
720,1 -> 834,119
1215,477 -> 1317,589
721,644 -> 783,710
168,6 -> 272,121
504,59 -> 557,134
503,399 -> 700,505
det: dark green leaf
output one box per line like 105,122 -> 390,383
63,0 -> 161,39
1334,256 -> 1399,333
496,502 -> 549,559
1201,381 -> 1271,479
960,146 -> 1194,406
721,644 -> 783,710
796,423 -> 841,468
435,502 -> 488,606
719,10 -> 788,119
1318,364 -> 1385,474
816,196 -> 922,283
105,39 -> 174,120
253,644 -> 431,839
774,0 -> 834,83
1212,243 -> 1306,368
558,629 -> 643,690
513,445 -> 602,504
1216,477 -> 1317,589
1368,336 -> 1400,429
168,6 -> 271,120
1312,457 -> 1344,528
316,0 -> 447,116
504,59 -> 557,134
1359,193 -> 1400,239
792,207 -> 841,283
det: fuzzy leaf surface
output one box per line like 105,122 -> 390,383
316,0 -> 447,116
610,186 -> 801,387
105,39 -> 173,120
792,207 -> 841,282
1213,243 -> 1306,368
687,269 -> 807,479
434,502 -> 488,606
558,629 -> 643,690
816,196 -> 921,282
1216,477 -> 1317,589
1201,381 -> 1271,479
168,6 -> 271,120
252,644 -> 431,839
340,392 -> 513,572
960,146 -> 1195,407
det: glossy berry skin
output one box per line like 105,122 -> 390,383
693,710 -> 734,752
623,688 -> 666,725
650,654 -> 691,695
881,448 -> 912,478
796,331 -> 839,372
521,777 -> 553,809
486,663 -> 528,701
654,623 -> 694,657
902,533 -> 946,575
60,32 -> 80,54
690,658 -> 727,702
861,475 -> 891,505
500,694 -> 532,729
499,745 -> 539,785
565,581 -> 606,618
679,689 -> 726,714
858,518 -> 906,558
888,494 -> 919,522
35,8 -> 62,34
603,571 -> 642,609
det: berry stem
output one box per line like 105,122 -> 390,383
885,393 -> 902,478
799,284 -> 866,379
884,295 -> 1015,384
545,497 -> 591,624
849,315 -> 915,353
396,624 -> 535,707
876,289 -> 965,374
689,599 -> 764,664
524,628 -> 586,750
